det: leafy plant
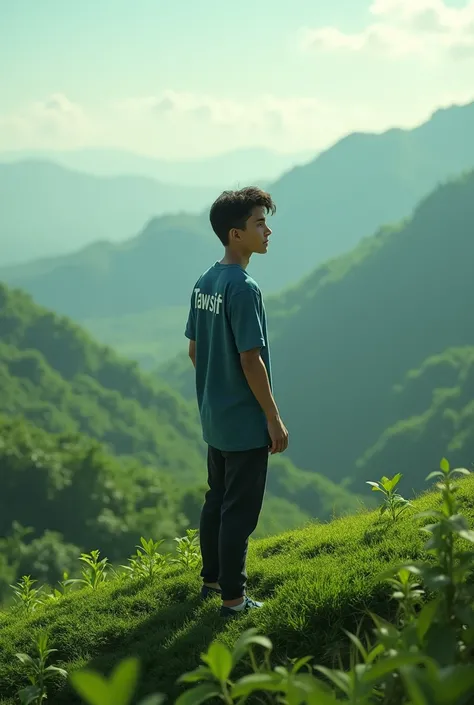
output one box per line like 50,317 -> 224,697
121,538 -> 170,581
69,550 -> 109,590
172,529 -> 201,569
15,632 -> 67,705
70,655 -> 164,705
367,473 -> 413,521
176,627 -> 338,705
39,571 -> 76,604
10,575 -> 45,614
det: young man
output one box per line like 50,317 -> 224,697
185,186 -> 289,617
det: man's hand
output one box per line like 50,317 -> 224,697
267,414 -> 289,454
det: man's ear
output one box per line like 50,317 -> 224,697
229,227 -> 241,242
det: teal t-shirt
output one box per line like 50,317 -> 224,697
185,262 -> 271,452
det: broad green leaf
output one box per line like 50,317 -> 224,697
232,673 -> 283,697
459,529 -> 474,543
288,673 -> 337,704
343,630 -> 368,661
178,666 -> 213,684
391,473 -> 403,489
366,643 -> 385,664
314,667 -> 350,695
416,598 -> 440,642
366,482 -> 382,492
436,665 -> 474,703
361,653 -> 432,685
15,653 -> 35,667
18,685 -> 43,705
399,665 -> 430,705
109,657 -> 140,705
138,695 -> 166,705
440,457 -> 450,473
70,670 -> 110,705
202,642 -> 233,682
426,471 -> 444,482
175,682 -> 221,705
451,467 -> 470,477
44,664 -> 68,679
232,628 -> 272,666
291,655 -> 313,674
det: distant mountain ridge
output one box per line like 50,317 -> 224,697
2,99 -> 474,304
0,160 -> 219,265
0,146 -> 312,188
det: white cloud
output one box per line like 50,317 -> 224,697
0,93 -> 93,149
1,86 -> 473,159
301,0 -> 474,59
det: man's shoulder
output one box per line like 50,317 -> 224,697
227,269 -> 261,297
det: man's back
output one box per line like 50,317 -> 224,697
185,261 -> 271,452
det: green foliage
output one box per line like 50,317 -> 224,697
10,576 -> 45,615
70,656 -> 164,705
15,633 -> 68,704
0,416 -> 191,582
7,460 -> 473,705
358,348 -> 474,488
172,529 -> 201,569
1,473 -> 473,704
366,473 -> 413,521
74,551 -> 110,590
121,538 -> 170,581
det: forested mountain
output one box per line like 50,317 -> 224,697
160,170 -> 474,494
2,100 -> 474,314
2,101 -> 474,368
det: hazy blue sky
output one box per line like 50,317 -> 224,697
2,0 -> 474,158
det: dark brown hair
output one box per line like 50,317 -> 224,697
209,186 -> 276,246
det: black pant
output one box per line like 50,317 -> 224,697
199,445 -> 269,601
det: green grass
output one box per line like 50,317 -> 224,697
1,475 -> 473,705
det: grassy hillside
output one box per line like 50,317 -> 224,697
160,171 -> 474,496
0,161 -> 217,265
0,472 -> 472,704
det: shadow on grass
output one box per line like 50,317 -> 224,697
47,592 -> 225,705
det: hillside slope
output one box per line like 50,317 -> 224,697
268,170 -> 474,491
0,281 -> 204,479
1,473 -> 472,704
0,161 -> 217,265
251,99 -> 474,292
357,347 -> 474,488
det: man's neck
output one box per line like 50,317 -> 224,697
220,248 -> 250,269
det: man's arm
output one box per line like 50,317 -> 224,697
240,348 -> 288,454
188,339 -> 196,368
229,287 -> 288,454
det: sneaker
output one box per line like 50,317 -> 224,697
220,596 -> 263,618
201,584 -> 222,600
